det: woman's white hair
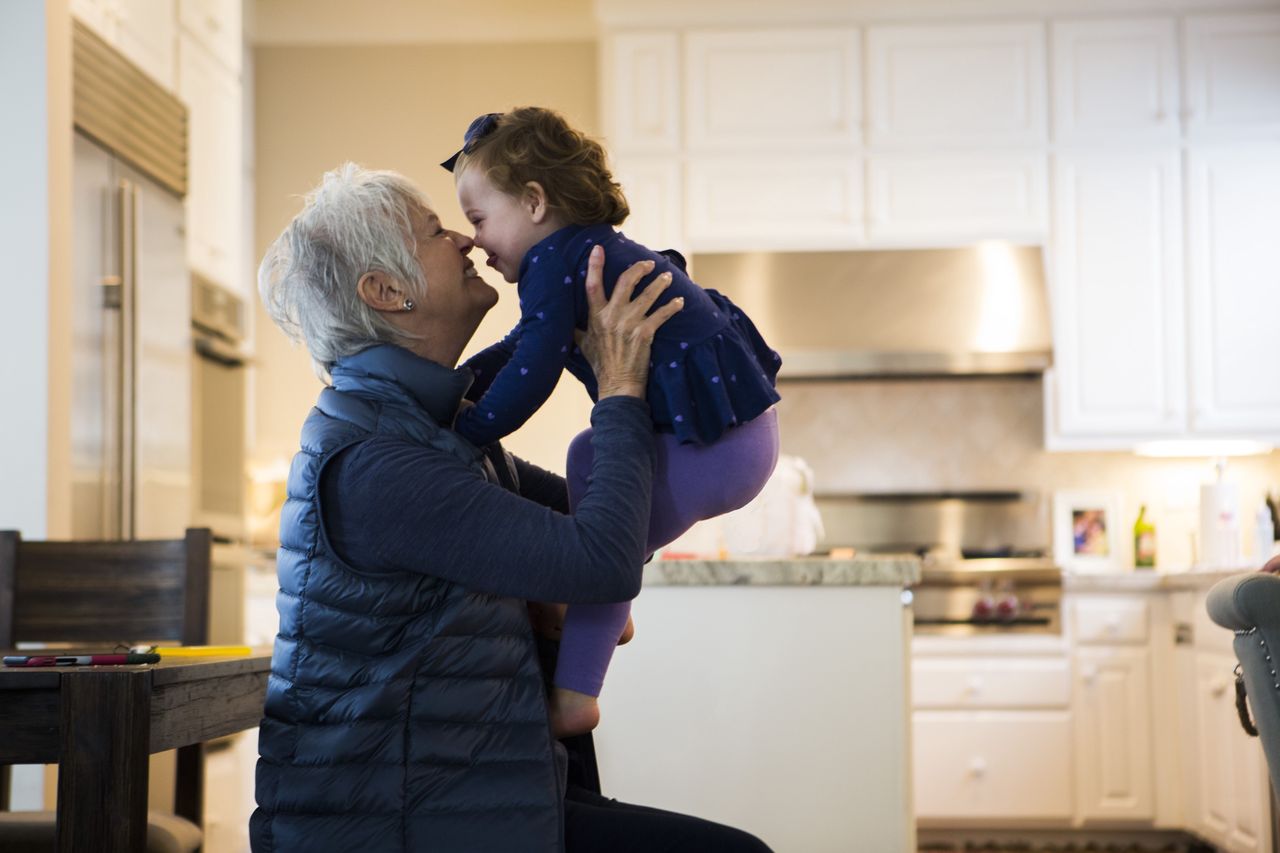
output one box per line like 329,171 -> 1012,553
259,163 -> 431,377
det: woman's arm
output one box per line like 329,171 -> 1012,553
511,455 -> 570,514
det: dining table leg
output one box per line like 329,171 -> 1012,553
56,669 -> 152,853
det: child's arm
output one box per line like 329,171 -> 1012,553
454,279 -> 576,447
461,325 -> 520,402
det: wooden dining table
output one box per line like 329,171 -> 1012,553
0,651 -> 271,853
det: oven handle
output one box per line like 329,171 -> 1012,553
194,336 -> 248,368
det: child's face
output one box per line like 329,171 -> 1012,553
456,167 -> 550,284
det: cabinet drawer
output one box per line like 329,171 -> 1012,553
914,710 -> 1073,820
913,657 -> 1070,709
1074,597 -> 1150,644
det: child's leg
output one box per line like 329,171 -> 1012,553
550,412 -> 780,734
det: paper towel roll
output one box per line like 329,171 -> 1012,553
1199,479 -> 1240,567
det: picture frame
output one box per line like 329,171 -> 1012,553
1053,490 -> 1124,573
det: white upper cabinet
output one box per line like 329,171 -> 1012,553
611,159 -> 684,252
603,33 -> 681,153
867,151 -> 1046,243
1052,19 -> 1179,144
179,0 -> 242,75
179,32 -> 243,293
1184,14 -> 1280,140
685,29 -> 862,150
72,0 -> 177,90
867,23 -> 1047,148
686,156 -> 864,250
1050,149 -> 1184,439
1186,142 -> 1280,437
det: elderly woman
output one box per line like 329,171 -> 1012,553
251,164 -> 771,853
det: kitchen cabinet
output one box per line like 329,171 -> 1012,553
866,23 -> 1047,149
1193,653 -> 1270,853
612,159 -> 683,254
595,581 -> 915,853
178,31 -> 243,293
867,151 -> 1046,243
178,0 -> 242,75
1184,14 -> 1280,140
1186,142 -> 1280,437
684,29 -> 862,150
1048,149 -> 1185,440
912,648 -> 1074,823
1071,596 -> 1155,822
1051,19 -> 1180,144
685,155 -> 864,250
602,32 -> 680,153
72,0 -> 177,90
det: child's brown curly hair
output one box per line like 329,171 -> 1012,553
455,107 -> 629,227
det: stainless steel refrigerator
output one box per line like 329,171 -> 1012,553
70,130 -> 191,540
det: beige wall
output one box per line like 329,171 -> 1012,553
251,42 -> 599,501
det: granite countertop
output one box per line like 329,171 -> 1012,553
644,555 -> 922,587
1063,566 -> 1259,592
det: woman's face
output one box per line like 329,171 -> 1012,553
411,207 -> 498,330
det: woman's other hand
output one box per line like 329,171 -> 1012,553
579,245 -> 683,399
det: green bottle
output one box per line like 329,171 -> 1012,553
1134,505 -> 1157,569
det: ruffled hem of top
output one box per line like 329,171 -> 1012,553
647,289 -> 782,445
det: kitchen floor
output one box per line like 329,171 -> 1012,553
203,730 -> 259,852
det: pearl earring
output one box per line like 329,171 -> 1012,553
403,298 -> 415,312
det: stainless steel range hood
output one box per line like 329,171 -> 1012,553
691,244 -> 1052,378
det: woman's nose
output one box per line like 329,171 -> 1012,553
447,230 -> 474,254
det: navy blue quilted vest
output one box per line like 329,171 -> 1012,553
250,344 -> 563,853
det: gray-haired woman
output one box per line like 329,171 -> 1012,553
251,163 -> 771,853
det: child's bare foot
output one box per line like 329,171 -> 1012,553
618,615 -> 635,645
550,687 -> 600,737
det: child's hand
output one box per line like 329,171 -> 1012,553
580,245 -> 682,400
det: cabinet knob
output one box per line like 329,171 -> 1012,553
1211,679 -> 1229,697
1081,664 -> 1098,684
964,676 -> 983,696
968,757 -> 987,778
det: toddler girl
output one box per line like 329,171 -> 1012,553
443,107 -> 781,736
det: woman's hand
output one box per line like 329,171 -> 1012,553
578,245 -> 683,400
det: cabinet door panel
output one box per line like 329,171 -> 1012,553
867,23 -> 1046,147
1186,143 -> 1280,435
1051,150 -> 1184,438
1196,655 -> 1235,845
178,33 -> 242,292
1074,647 -> 1154,821
1052,18 -> 1179,143
686,157 -> 863,250
1184,14 -> 1280,139
914,710 -> 1073,821
686,29 -> 861,149
913,657 -> 1070,709
178,0 -> 242,75
867,152 -> 1045,242
611,159 -> 683,254
604,33 -> 680,153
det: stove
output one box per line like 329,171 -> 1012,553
815,491 -> 1063,635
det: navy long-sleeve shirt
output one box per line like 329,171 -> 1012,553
319,396 -> 654,604
455,224 -> 782,447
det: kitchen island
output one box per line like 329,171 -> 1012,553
594,555 -> 920,853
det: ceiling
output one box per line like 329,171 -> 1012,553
249,0 -> 599,45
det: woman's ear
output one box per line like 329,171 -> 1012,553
524,181 -> 550,224
356,270 -> 405,313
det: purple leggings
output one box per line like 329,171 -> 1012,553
556,408 -> 780,696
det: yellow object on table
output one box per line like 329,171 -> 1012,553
144,645 -> 254,657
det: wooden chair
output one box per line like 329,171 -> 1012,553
0,528 -> 212,853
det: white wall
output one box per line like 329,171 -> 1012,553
0,0 -> 72,542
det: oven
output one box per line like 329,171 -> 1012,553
911,560 -> 1062,636
815,491 -> 1063,636
190,275 -> 248,543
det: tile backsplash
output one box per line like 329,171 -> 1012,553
775,377 -> 1280,570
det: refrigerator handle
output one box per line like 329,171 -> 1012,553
117,178 -> 138,540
